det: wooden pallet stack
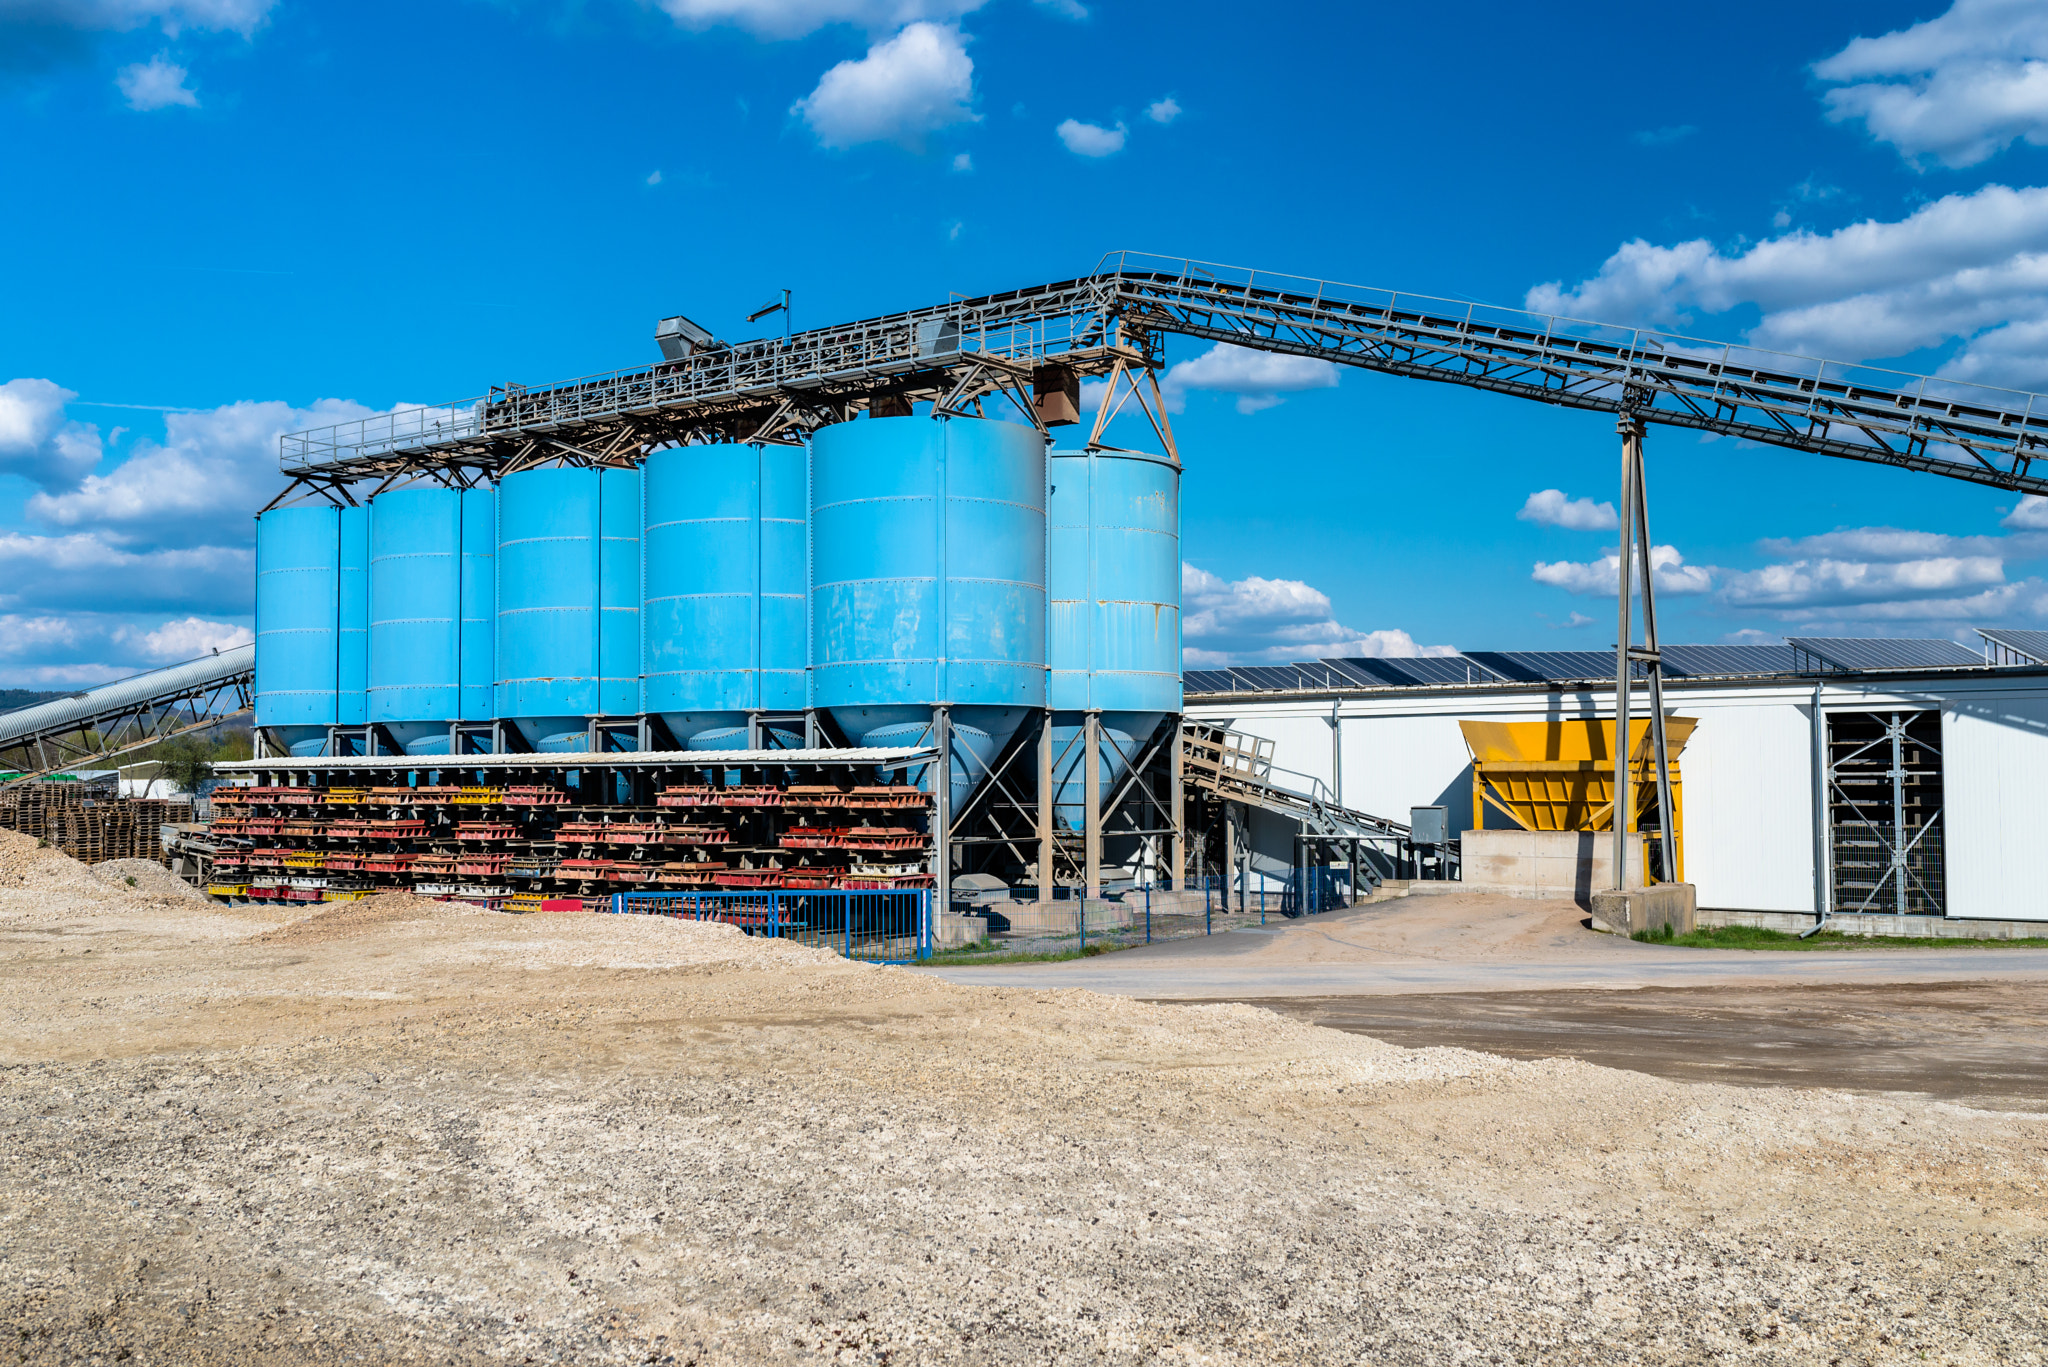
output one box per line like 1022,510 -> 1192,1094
0,786 -> 192,864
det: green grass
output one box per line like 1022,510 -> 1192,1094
1631,922 -> 2048,951
920,938 -> 1126,966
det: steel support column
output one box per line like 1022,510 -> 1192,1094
1037,707 -> 1054,904
1084,710 -> 1102,902
1169,717 -> 1185,890
932,705 -> 952,941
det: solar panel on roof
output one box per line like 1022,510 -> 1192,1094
1474,650 -> 1623,683
1786,637 -> 1986,672
1978,629 -> 2048,665
1316,659 -> 1388,687
1182,669 -> 1239,693
1228,665 -> 1309,691
1659,644 -> 1798,677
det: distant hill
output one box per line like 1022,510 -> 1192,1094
0,689 -> 74,716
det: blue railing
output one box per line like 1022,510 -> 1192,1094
607,889 -> 932,964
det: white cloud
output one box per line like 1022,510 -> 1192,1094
1814,0 -> 2048,169
0,531 -> 252,613
0,378 -> 102,490
1719,555 -> 2006,608
1754,579 -> 2048,627
1144,96 -> 1180,125
645,169 -> 663,186
0,610 -> 256,686
5,0 -> 274,36
950,150 -> 972,171
1161,342 -> 1340,415
118,615 -> 252,661
2004,495 -> 2048,529
1517,488 -> 1618,531
27,396 -> 387,548
1525,183 -> 2048,388
116,53 -> 197,110
1055,117 -> 1124,156
791,21 -> 976,150
1531,544 -> 1714,596
651,0 -> 984,39
1032,0 -> 1085,17
1181,563 -> 1453,666
1756,525 -> 2009,560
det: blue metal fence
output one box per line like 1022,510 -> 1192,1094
607,889 -> 932,964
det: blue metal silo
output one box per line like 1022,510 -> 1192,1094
812,415 -> 1046,808
599,467 -> 642,720
337,503 -> 369,726
254,505 -> 340,756
1045,448 -> 1183,828
643,443 -> 806,748
459,487 -> 495,723
367,487 -> 462,753
495,466 -> 642,751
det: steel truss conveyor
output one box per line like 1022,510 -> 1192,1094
276,250 -> 2048,503
0,644 -> 255,787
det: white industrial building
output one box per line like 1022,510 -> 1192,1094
1183,632 -> 2048,924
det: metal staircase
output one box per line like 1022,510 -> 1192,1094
1179,722 -> 1408,842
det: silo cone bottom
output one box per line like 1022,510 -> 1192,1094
511,717 -> 591,753
270,726 -> 332,758
659,712 -> 747,751
381,721 -> 456,756
828,705 -> 1031,812
680,726 -> 804,752
1047,711 -> 1169,831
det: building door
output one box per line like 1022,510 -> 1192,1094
1825,710 -> 1944,916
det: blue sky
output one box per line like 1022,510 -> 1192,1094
6,0 -> 2048,682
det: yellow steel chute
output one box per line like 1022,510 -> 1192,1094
1458,716 -> 1696,880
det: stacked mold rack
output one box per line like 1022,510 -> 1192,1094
203,755 -> 937,912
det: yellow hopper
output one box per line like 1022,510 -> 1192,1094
1459,716 -> 1696,879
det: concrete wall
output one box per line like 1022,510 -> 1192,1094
1461,829 -> 1644,900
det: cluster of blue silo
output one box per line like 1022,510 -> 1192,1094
253,414 -> 1182,814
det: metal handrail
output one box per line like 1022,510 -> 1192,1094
278,251 -> 2048,497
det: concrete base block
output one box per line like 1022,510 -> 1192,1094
935,912 -> 987,948
1461,829 -> 1645,902
1589,883 -> 1697,937
1700,907 -> 2048,940
993,900 -> 1133,935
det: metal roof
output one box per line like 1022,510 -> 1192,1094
0,644 -> 255,748
1786,637 -> 1985,673
1978,629 -> 2048,665
1183,634 -> 2008,695
216,746 -> 937,771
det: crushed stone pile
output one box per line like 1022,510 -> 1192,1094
0,859 -> 2041,1365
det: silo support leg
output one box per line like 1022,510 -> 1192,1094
1084,711 -> 1102,903
1037,708 -> 1054,904
1170,721 -> 1185,889
932,705 -> 951,945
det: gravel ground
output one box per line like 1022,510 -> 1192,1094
0,829 -> 2043,1365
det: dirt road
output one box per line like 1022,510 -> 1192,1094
925,891 -> 2048,997
2,834 -> 2045,1364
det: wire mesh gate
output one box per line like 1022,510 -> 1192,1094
607,890 -> 932,964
